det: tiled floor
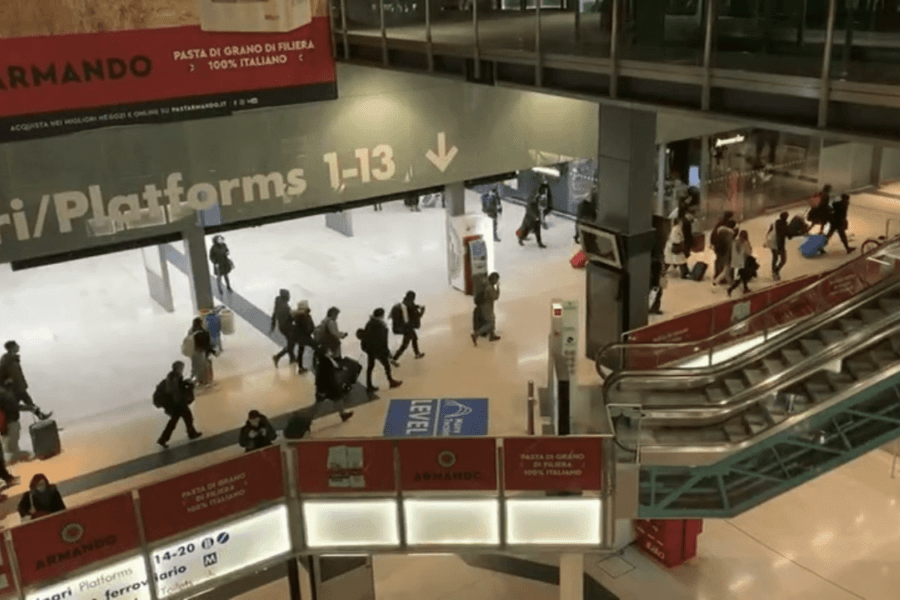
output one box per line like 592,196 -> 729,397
1,185 -> 899,598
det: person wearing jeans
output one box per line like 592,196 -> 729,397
391,292 -> 425,365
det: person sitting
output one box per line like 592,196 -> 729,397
18,474 -> 65,521
239,410 -> 277,452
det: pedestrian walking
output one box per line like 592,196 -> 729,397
361,308 -> 402,395
809,184 -> 833,235
271,289 -> 296,367
292,301 -> 316,373
390,292 -> 425,365
767,211 -> 790,280
189,317 -> 214,388
315,307 -> 348,359
727,230 -> 756,296
712,219 -> 737,286
482,188 -> 503,242
471,272 -> 501,346
156,361 -> 202,449
517,198 -> 547,248
313,347 -> 354,422
826,194 -> 856,254
238,410 -> 277,452
664,218 -> 689,278
537,179 -> 553,229
209,235 -> 233,295
649,246 -> 665,315
0,342 -> 52,420
0,381 -> 26,465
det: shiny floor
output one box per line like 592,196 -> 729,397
2,185 -> 900,599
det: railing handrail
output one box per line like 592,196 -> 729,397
596,233 -> 900,370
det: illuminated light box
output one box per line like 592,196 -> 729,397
151,504 -> 291,598
26,554 -> 150,600
404,499 -> 500,546
303,500 -> 400,548
506,498 -> 601,545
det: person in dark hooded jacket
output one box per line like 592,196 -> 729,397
362,308 -> 402,394
517,197 -> 547,248
18,474 -> 65,520
239,410 -> 277,452
271,289 -> 296,367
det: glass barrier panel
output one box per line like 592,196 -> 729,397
617,0 -> 704,65
542,3 -> 612,59
713,0 -> 825,77
385,0 -> 428,43
828,0 -> 900,85
478,1 -> 536,53
345,0 -> 383,39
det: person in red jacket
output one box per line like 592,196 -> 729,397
17,474 -> 65,521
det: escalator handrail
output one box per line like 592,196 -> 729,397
603,271 -> 900,400
637,334 -> 900,466
596,234 -> 900,373
638,304 -> 900,426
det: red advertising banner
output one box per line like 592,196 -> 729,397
1,7 -> 336,141
820,267 -> 867,306
11,494 -> 141,586
503,437 -> 603,492
296,439 -> 397,494
0,536 -> 16,598
399,438 -> 498,491
138,446 -> 285,543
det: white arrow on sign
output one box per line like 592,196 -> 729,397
426,132 -> 458,173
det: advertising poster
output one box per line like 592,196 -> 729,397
296,439 -> 397,494
398,438 -> 498,491
150,504 -> 291,598
138,446 -> 285,543
25,555 -> 151,600
503,437 -> 603,492
1,0 -> 337,142
11,494 -> 142,587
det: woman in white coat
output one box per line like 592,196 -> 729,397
664,218 -> 689,278
727,230 -> 754,295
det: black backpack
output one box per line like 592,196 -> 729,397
152,379 -> 171,409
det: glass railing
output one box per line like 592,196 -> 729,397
597,235 -> 900,372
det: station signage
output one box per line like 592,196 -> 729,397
12,494 -> 142,587
24,555 -> 151,600
398,438 -> 497,491
296,439 -> 397,493
383,398 -> 489,437
503,437 -> 603,492
138,446 -> 285,543
150,505 -> 291,598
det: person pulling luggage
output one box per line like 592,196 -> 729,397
313,347 -> 354,422
826,194 -> 856,255
0,342 -> 52,421
155,361 -> 202,449
239,410 -> 277,452
0,380 -> 27,465
517,197 -> 548,248
361,308 -> 403,395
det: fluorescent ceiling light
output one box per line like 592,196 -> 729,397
532,166 -> 561,178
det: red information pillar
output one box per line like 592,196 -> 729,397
634,519 -> 703,568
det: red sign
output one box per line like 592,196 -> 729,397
0,536 -> 15,598
398,438 -> 497,491
1,16 -> 335,140
634,519 -> 703,568
138,446 -> 285,543
296,439 -> 397,494
503,437 -> 603,492
11,494 -> 141,586
820,268 -> 866,305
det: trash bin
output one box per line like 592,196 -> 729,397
220,308 -> 235,335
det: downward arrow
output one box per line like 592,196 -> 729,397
426,132 -> 458,173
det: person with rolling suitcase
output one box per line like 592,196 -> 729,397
0,380 -> 27,465
0,342 -> 52,421
826,193 -> 856,255
313,347 -> 354,422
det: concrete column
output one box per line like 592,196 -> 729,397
445,181 -> 466,217
182,224 -> 214,313
559,554 -> 584,600
325,211 -> 354,237
700,135 -> 712,227
586,105 -> 657,359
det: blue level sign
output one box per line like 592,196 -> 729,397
383,398 -> 489,437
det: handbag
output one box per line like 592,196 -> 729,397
671,242 -> 684,254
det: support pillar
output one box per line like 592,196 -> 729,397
586,105 -> 657,360
182,224 -> 214,313
558,554 -> 584,600
445,181 -> 466,217
325,211 -> 354,237
142,245 -> 174,313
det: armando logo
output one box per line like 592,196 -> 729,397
34,521 -> 118,570
0,57 -> 153,91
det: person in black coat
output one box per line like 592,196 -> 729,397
18,474 -> 64,521
239,410 -> 277,452
271,289 -> 296,367
362,309 -> 403,394
826,194 -> 856,254
649,246 -> 664,315
390,291 -> 426,365
770,211 -> 790,280
313,348 -> 354,422
517,197 -> 548,248
292,301 -> 316,374
809,184 -> 833,234
209,235 -> 233,295
157,361 -> 202,449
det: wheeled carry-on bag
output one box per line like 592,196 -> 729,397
337,357 -> 363,393
30,418 -> 61,460
800,234 -> 828,258
688,261 -> 708,281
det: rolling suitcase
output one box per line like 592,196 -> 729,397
337,357 -> 363,393
30,418 -> 61,460
800,234 -> 827,258
688,261 -> 708,281
570,250 -> 587,269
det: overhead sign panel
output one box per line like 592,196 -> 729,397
0,1 -> 336,141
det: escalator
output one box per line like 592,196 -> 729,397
599,238 -> 900,518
